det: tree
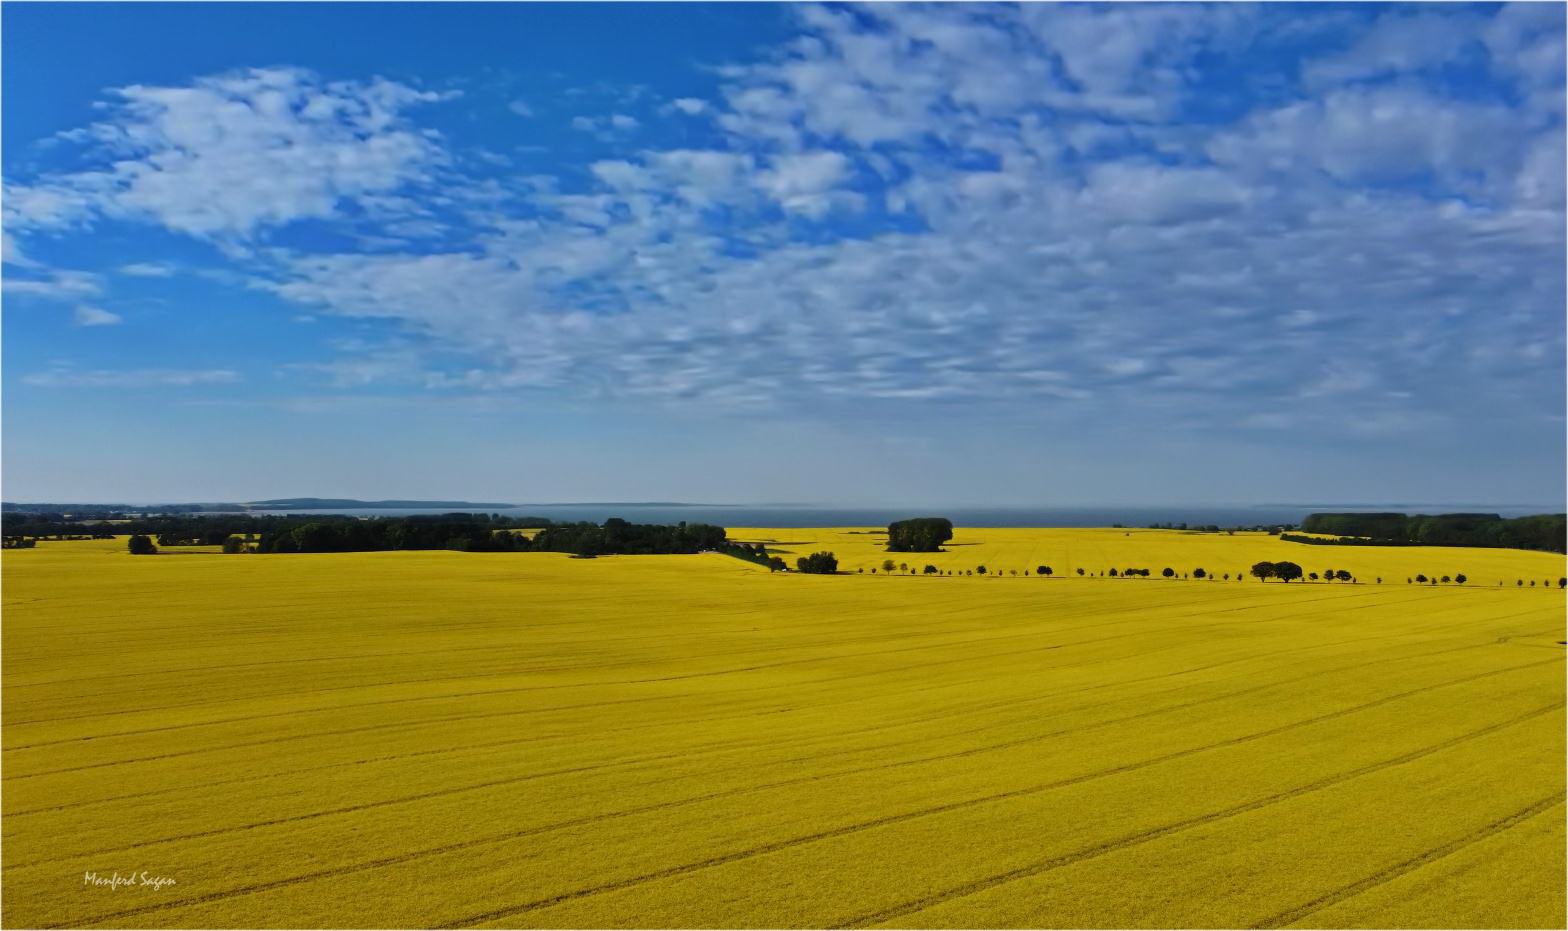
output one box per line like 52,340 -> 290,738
885,518 -> 954,552
882,559 -> 897,573
1440,575 -> 1451,584
221,536 -> 245,554
1162,567 -> 1175,578
1415,574 -> 1428,583
1076,567 -> 1085,576
127,534 -> 157,555
1250,561 -> 1275,581
923,564 -> 938,574
796,552 -> 838,574
899,562 -> 908,572
1037,565 -> 1052,577
1193,568 -> 1206,579
1454,573 -> 1466,585
1336,569 -> 1352,582
1274,561 -> 1304,582
768,556 -> 787,572
1308,572 -> 1319,581
1109,568 -> 1119,577
1558,578 -> 1566,588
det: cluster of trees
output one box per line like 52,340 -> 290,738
719,541 -> 788,571
1298,512 -> 1565,553
528,519 -> 725,556
885,518 -> 954,553
1251,561 -> 1305,582
127,534 -> 158,555
2,536 -> 38,548
796,552 -> 839,574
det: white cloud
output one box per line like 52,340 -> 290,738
756,151 -> 852,215
4,68 -> 453,240
1483,2 -> 1566,117
72,305 -> 123,326
3,267 -> 103,300
2,232 -> 35,266
1209,85 -> 1522,190
118,262 -> 175,277
22,367 -> 239,387
669,98 -> 708,115
1302,12 -> 1479,88
5,3 -> 1561,439
507,99 -> 534,117
570,114 -> 640,137
1082,161 -> 1251,225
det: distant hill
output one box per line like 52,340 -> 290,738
2,498 -> 516,514
246,498 -> 517,510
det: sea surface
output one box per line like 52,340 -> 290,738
247,503 -> 1562,528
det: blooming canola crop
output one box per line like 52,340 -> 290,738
3,532 -> 1563,928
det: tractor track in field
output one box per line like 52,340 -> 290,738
9,584 -> 1248,718
36,661 -> 1560,928
3,587 -> 1483,753
0,595 -> 1501,778
0,599 -> 1332,766
5,603 -> 1542,813
0,627 -> 1495,832
833,705 -> 1567,929
4,617 -> 1462,817
1248,793 -> 1567,929
4,594 -> 1204,730
8,584 -> 1435,728
11,634 -> 1526,866
440,700 -> 1567,929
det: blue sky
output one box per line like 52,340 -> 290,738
3,2 -> 1564,506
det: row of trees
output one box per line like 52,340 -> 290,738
1408,575 -> 1565,587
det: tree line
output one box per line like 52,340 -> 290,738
7,511 -> 554,545
119,515 -> 726,557
1298,512 -> 1565,553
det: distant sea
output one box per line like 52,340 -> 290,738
247,503 -> 1562,528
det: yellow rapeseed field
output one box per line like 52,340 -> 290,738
3,531 -> 1563,929
729,526 -> 1567,585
